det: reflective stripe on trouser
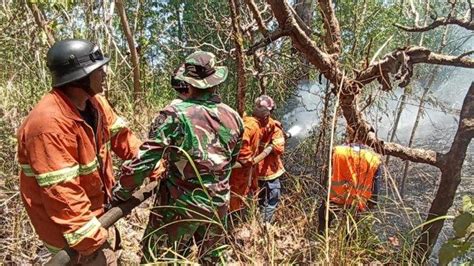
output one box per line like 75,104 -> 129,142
258,178 -> 281,223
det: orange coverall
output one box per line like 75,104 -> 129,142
255,118 -> 286,181
229,116 -> 262,212
17,88 -> 141,255
329,145 -> 381,211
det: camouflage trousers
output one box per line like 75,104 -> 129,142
141,184 -> 228,264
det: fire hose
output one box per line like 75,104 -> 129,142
45,180 -> 159,266
47,139 -> 286,265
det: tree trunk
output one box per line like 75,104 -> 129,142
315,79 -> 332,184
399,86 -> 429,197
229,0 -> 247,116
103,0 -> 115,99
249,31 -> 267,95
116,0 -> 141,104
415,82 -> 474,261
27,2 -> 55,47
294,0 -> 314,79
385,86 -> 409,165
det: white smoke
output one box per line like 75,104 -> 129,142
281,80 -> 326,139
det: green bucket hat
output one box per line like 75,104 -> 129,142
175,51 -> 228,89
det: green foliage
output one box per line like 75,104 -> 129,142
438,196 -> 473,266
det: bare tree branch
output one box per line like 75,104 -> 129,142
266,0 -> 340,81
357,46 -> 474,90
383,142 -> 441,167
116,0 -> 141,102
244,0 -> 269,36
245,28 -> 290,55
395,17 -> 474,32
318,0 -> 342,55
26,2 -> 55,47
229,0 -> 247,116
469,0 -> 474,21
288,2 -> 319,37
415,82 -> 474,259
457,50 -> 474,58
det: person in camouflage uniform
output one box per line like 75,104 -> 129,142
112,51 -> 244,263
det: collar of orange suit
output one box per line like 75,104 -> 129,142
51,88 -> 103,122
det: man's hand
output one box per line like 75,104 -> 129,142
108,181 -> 130,210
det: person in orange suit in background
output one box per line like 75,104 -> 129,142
317,126 -> 382,234
229,112 -> 262,213
253,95 -> 286,224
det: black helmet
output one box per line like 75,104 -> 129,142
47,39 -> 110,87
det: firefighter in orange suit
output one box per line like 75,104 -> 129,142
229,115 -> 262,212
317,127 -> 382,234
253,95 -> 286,223
17,39 -> 141,264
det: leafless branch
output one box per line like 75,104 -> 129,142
357,46 -> 474,90
395,17 -> 474,32
26,2 -> 55,47
469,0 -> 474,21
383,142 -> 441,167
317,0 -> 342,55
458,50 -> 474,58
288,2 -> 319,37
267,0 -> 339,81
116,0 -> 141,101
245,28 -> 290,55
244,0 -> 269,36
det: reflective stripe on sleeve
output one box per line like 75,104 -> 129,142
79,158 -> 99,175
63,217 -> 101,247
272,137 -> 285,146
109,116 -> 128,137
20,158 -> 98,187
36,165 -> 80,187
258,168 -> 285,181
20,164 -> 35,177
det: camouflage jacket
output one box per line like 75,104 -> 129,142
116,93 -> 243,210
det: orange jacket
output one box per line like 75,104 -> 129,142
255,118 -> 285,181
17,88 -> 141,255
229,116 -> 262,211
329,145 -> 381,211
